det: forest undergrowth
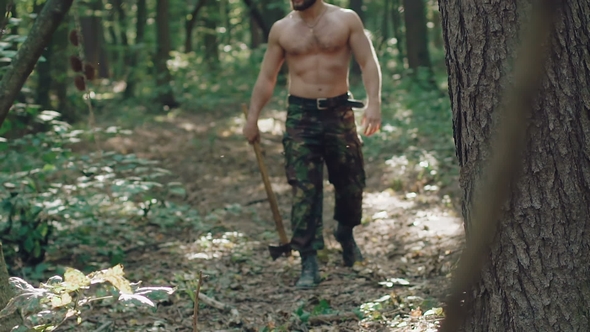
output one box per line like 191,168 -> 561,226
0,71 -> 464,331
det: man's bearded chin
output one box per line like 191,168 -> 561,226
292,0 -> 317,11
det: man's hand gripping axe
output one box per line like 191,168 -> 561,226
242,104 -> 291,260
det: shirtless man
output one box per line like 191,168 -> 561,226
243,0 -> 382,289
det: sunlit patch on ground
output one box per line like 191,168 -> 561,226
183,231 -> 261,262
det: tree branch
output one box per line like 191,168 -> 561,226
0,0 -> 74,128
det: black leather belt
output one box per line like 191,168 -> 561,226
287,93 -> 365,110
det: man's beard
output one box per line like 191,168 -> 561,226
292,0 -> 317,11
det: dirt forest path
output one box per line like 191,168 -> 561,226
92,104 -> 464,332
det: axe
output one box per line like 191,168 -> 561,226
241,104 -> 292,260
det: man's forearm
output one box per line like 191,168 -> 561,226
361,60 -> 382,107
247,78 -> 276,123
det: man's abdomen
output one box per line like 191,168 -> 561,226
286,52 -> 351,99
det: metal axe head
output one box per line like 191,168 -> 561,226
268,243 -> 292,260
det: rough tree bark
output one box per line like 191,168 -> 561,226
440,0 -> 590,330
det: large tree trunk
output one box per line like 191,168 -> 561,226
154,0 -> 177,108
440,0 -> 590,331
403,0 -> 431,70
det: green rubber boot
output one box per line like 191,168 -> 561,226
334,224 -> 364,267
295,252 -> 321,289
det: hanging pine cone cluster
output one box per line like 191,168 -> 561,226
68,29 -> 95,91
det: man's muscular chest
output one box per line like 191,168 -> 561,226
281,19 -> 349,55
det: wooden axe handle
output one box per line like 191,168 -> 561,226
241,104 -> 290,247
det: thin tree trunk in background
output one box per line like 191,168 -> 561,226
242,0 -> 269,42
403,0 -> 431,70
184,0 -> 207,53
250,15 -> 262,49
53,22 -> 74,122
112,0 -> 128,47
35,1 -> 52,110
378,0 -> 391,50
391,0 -> 405,69
0,1 -> 6,23
223,0 -> 231,45
203,5 -> 219,70
8,5 -> 16,38
431,2 -> 443,50
109,0 -> 129,78
80,1 -> 109,78
440,0 -> 590,330
135,0 -> 146,46
106,7 -> 118,66
154,0 -> 177,107
123,0 -> 146,98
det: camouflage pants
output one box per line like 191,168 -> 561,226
282,101 -> 366,254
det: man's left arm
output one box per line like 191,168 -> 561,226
348,10 -> 382,136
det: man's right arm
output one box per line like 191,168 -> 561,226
246,23 -> 285,124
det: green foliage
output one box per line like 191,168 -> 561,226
292,298 -> 351,324
166,45 -> 268,110
0,264 -> 174,332
0,111 -> 201,274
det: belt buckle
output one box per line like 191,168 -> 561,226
316,98 -> 328,110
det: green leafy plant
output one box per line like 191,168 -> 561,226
0,264 -> 174,332
0,111 -> 202,274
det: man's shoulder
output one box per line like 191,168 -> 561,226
271,13 -> 296,32
325,5 -> 361,27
